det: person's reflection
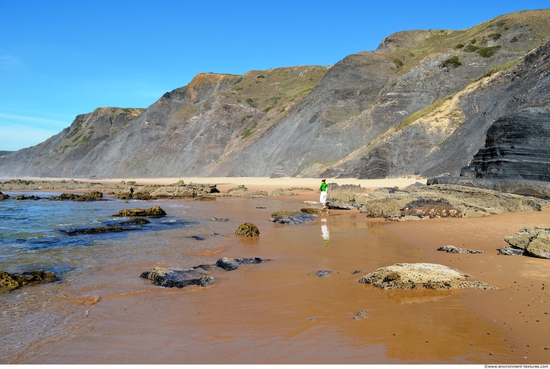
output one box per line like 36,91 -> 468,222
321,216 -> 329,245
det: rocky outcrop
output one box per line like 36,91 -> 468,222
358,263 -> 497,290
339,184 -> 550,219
0,270 -> 57,291
234,223 -> 260,237
215,257 -> 267,271
112,205 -> 166,218
501,226 -> 550,259
48,191 -> 104,202
2,10 -> 550,179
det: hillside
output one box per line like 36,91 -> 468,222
1,9 -> 549,179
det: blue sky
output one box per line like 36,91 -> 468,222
1,0 -> 548,151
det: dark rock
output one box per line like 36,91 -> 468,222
1,270 -> 57,291
0,191 -> 8,200
61,218 -> 150,236
234,222 -> 260,236
140,267 -> 215,288
463,108 -> 550,182
14,194 -> 42,200
215,257 -> 267,271
317,270 -> 332,277
112,205 -> 166,218
189,235 -> 205,241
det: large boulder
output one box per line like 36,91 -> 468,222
49,191 -> 104,202
503,226 -> 550,259
358,263 -> 497,290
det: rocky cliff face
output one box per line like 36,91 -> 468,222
1,10 -> 550,179
461,108 -> 550,181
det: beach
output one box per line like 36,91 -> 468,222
3,177 -> 550,364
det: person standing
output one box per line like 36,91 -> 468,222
319,179 -> 328,209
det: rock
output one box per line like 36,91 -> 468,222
215,257 -> 268,271
49,191 -> 104,202
497,246 -> 525,256
1,270 -> 57,291
300,208 -> 328,215
141,257 -> 270,288
14,194 -> 42,200
0,191 -> 9,200
356,184 -> 550,219
269,210 -> 318,225
504,226 -> 550,259
358,263 -> 497,290
61,218 -> 151,235
437,245 -> 484,254
140,266 -> 215,288
112,205 -> 166,218
235,222 -> 260,237
210,217 -> 229,222
316,270 -> 332,277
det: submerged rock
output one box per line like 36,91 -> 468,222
269,210 -> 318,225
358,263 -> 497,290
61,218 -> 150,236
112,205 -> 167,218
1,270 -> 58,291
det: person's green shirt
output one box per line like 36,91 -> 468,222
320,182 -> 328,192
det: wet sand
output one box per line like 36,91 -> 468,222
10,177 -> 550,364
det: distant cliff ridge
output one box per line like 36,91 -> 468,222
1,9 -> 550,179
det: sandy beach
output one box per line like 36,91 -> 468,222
4,177 -> 550,364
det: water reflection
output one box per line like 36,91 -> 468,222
321,216 -> 329,245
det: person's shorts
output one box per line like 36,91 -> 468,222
320,191 -> 327,203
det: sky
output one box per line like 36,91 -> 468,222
1,0 -> 549,151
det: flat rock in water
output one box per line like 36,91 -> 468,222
437,245 -> 484,254
358,263 -> 497,290
140,267 -> 215,288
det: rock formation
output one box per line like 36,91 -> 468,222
358,263 -> 497,290
501,226 -> 550,259
0,270 -> 57,291
2,10 -> 550,180
234,222 -> 260,237
112,205 -> 166,218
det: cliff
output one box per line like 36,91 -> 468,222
1,9 -> 550,179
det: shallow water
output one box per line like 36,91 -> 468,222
0,193 -> 240,363
1,194 -> 538,364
